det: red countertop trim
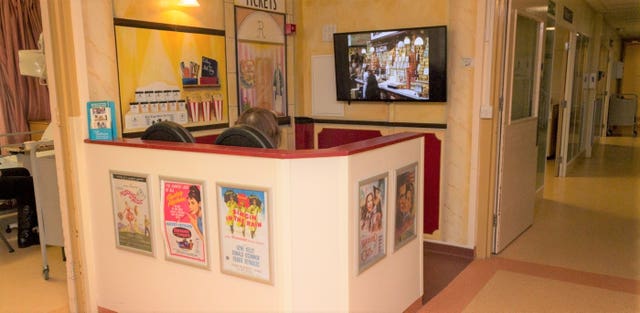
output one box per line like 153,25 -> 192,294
85,132 -> 425,159
317,128 -> 382,149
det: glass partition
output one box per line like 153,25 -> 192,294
567,33 -> 589,162
510,15 -> 539,121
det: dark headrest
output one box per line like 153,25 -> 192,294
214,125 -> 275,149
141,121 -> 195,143
0,167 -> 31,177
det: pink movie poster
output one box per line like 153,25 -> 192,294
161,178 -> 208,268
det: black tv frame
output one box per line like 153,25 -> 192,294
333,25 -> 447,103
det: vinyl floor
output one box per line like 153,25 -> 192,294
421,136 -> 640,313
1,137 -> 639,313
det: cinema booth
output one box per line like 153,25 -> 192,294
83,132 -> 424,312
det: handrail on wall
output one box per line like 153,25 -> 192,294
0,130 -> 46,154
0,130 -> 45,138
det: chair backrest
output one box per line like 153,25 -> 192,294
141,121 -> 195,143
214,125 -> 275,149
0,167 -> 30,177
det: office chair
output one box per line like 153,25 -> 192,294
0,198 -> 18,240
0,167 -> 38,253
214,125 -> 275,149
141,121 -> 196,143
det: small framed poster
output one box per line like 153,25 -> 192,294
357,173 -> 388,273
109,171 -> 154,255
160,177 -> 208,268
87,100 -> 117,140
394,163 -> 418,251
217,184 -> 272,284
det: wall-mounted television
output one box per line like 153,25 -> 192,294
333,25 -> 447,102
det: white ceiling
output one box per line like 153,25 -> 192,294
584,0 -> 640,40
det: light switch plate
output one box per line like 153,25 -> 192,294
480,105 -> 493,119
322,24 -> 336,42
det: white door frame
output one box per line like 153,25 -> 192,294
556,32 -> 577,177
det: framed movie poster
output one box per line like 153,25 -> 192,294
217,184 -> 272,284
394,163 -> 418,251
160,177 -> 208,268
235,6 -> 287,117
110,171 -> 154,255
357,173 -> 388,273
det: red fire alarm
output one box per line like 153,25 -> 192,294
286,23 -> 296,35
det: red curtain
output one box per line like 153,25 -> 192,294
0,0 -> 50,147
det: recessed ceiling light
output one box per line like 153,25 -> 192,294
177,0 -> 200,7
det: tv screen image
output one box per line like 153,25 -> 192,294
333,26 -> 447,102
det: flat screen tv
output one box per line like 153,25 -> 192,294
333,25 -> 447,102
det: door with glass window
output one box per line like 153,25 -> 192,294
493,6 -> 545,253
593,43 -> 610,139
555,32 -> 589,176
549,26 -> 571,176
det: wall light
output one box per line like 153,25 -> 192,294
525,6 -> 547,13
178,0 -> 200,7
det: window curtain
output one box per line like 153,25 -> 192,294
0,0 -> 50,148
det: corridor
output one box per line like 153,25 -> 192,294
422,136 -> 640,312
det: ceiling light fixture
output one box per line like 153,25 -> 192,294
178,0 -> 200,7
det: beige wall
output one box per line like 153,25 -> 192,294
75,0 -> 483,256
555,0 -> 596,36
295,0 -> 449,123
75,0 -> 486,260
295,0 -> 481,246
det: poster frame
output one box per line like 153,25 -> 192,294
357,172 -> 388,274
216,183 -> 273,284
393,162 -> 419,252
109,170 -> 155,256
160,176 -> 209,269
